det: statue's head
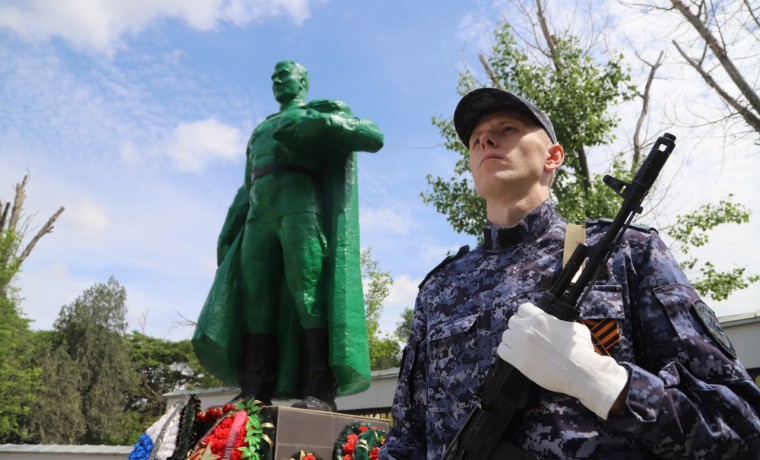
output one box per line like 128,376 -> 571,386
272,61 -> 309,105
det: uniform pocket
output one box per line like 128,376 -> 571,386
427,314 -> 483,413
579,284 -> 629,360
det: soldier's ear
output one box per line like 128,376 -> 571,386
545,144 -> 564,172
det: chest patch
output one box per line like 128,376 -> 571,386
693,300 -> 737,359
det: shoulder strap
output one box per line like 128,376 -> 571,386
563,222 -> 586,268
564,222 -> 586,284
563,222 -> 619,356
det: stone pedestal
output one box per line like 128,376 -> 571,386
268,406 -> 390,459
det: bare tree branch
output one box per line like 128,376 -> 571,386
536,0 -> 559,70
479,54 -> 505,90
633,51 -> 665,166
1,174 -> 66,293
0,202 -> 9,233
534,0 -> 592,192
670,0 -> 760,117
673,40 -> 760,133
17,206 -> 65,265
9,175 -> 29,235
744,0 -> 760,29
172,309 -> 197,328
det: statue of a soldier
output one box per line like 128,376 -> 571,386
193,61 -> 384,412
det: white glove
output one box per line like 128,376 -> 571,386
497,302 -> 629,420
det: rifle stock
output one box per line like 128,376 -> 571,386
442,133 -> 676,460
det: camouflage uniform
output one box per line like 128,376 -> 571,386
379,200 -> 760,459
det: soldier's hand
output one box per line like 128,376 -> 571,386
497,302 -> 629,420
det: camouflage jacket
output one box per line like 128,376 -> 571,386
379,200 -> 760,460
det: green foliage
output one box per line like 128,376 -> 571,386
7,275 -> 231,444
0,227 -> 38,443
668,195 -> 758,300
0,290 -> 41,443
361,249 -> 401,370
692,263 -> 759,302
558,153 -> 634,224
30,277 -> 136,445
29,343 -> 85,443
669,195 -> 751,254
394,307 -> 414,342
0,175 -> 62,442
423,22 -> 636,236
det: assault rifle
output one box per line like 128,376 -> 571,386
442,133 -> 677,460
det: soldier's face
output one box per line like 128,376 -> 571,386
272,64 -> 303,104
468,111 -> 554,202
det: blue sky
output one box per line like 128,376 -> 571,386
1,0 -> 758,341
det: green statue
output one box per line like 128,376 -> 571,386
192,61 -> 384,412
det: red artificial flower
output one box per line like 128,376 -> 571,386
370,447 -> 380,460
344,433 -> 358,454
342,455 -> 351,460
223,403 -> 237,413
304,455 -> 316,460
359,425 -> 369,433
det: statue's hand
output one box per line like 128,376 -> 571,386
273,112 -> 333,146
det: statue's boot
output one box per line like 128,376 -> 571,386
292,328 -> 337,412
231,333 -> 278,405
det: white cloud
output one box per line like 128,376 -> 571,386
221,0 -> 312,26
455,12 -> 493,60
164,118 -> 245,172
420,243 -> 459,266
360,207 -> 414,236
64,196 -> 111,240
379,274 -> 421,335
0,0 -> 313,55
386,274 -> 420,309
119,140 -> 143,166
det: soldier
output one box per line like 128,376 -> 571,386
194,61 -> 383,412
379,88 -> 760,458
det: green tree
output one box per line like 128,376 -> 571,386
0,174 -> 62,442
667,195 -> 759,300
394,307 -> 413,343
361,249 -> 400,370
0,291 -> 41,442
424,3 -> 756,301
30,277 -> 136,445
28,336 -> 85,443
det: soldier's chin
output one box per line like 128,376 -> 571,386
275,92 -> 297,104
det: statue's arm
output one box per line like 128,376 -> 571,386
273,99 -> 384,153
328,114 -> 384,153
